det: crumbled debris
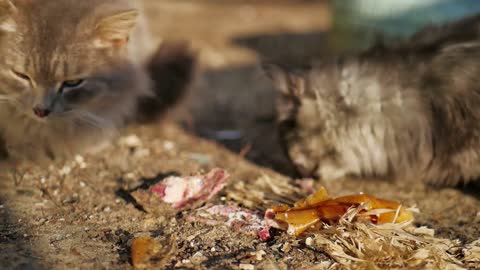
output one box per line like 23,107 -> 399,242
461,240 -> 480,269
119,135 -> 143,148
186,204 -> 274,241
309,218 -> 467,269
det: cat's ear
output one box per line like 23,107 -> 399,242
93,9 -> 139,49
0,0 -> 17,33
263,63 -> 305,97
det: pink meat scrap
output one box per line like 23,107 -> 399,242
151,168 -> 229,210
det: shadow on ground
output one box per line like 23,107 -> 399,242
0,197 -> 40,269
115,171 -> 180,212
182,30 -> 331,176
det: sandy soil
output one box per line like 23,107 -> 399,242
1,1 -> 479,269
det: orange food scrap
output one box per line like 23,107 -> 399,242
131,236 -> 162,269
293,186 -> 329,208
267,187 -> 415,236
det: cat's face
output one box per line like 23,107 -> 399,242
264,64 -> 320,176
0,0 -> 139,122
264,63 -> 346,177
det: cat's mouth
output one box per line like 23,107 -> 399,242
20,107 -> 53,123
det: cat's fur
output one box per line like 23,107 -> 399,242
265,15 -> 480,187
0,0 -> 195,162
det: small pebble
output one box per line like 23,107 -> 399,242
53,234 -> 64,241
142,218 -> 156,228
271,243 -> 282,251
23,234 -> 28,238
134,148 -> 150,158
255,250 -> 266,261
79,181 -> 86,188
305,237 -> 314,246
36,218 -> 47,225
74,155 -> 87,168
125,173 -> 136,180
191,252 -> 207,265
40,177 -> 46,184
163,141 -> 175,151
0,205 -> 4,209
119,135 -> 142,148
239,263 -> 255,270
281,242 -> 292,253
211,247 -> 216,252
59,165 -> 72,176
103,207 -> 111,213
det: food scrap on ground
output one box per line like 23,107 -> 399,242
123,168 -> 477,269
130,236 -> 176,269
265,186 -> 416,236
152,168 -> 229,210
183,185 -> 416,243
186,205 -> 274,241
132,168 -> 229,212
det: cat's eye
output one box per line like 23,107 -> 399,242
62,79 -> 85,88
11,70 -> 31,82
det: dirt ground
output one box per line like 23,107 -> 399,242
1,1 -> 479,269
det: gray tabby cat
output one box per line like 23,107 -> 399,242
265,15 -> 480,187
0,0 -> 194,163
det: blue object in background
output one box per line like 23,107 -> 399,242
331,0 -> 480,52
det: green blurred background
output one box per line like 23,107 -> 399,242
332,0 -> 480,52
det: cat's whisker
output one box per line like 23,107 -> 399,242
67,110 -> 119,137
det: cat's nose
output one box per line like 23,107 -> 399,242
33,107 -> 51,118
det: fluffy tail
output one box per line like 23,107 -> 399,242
137,41 -> 198,122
